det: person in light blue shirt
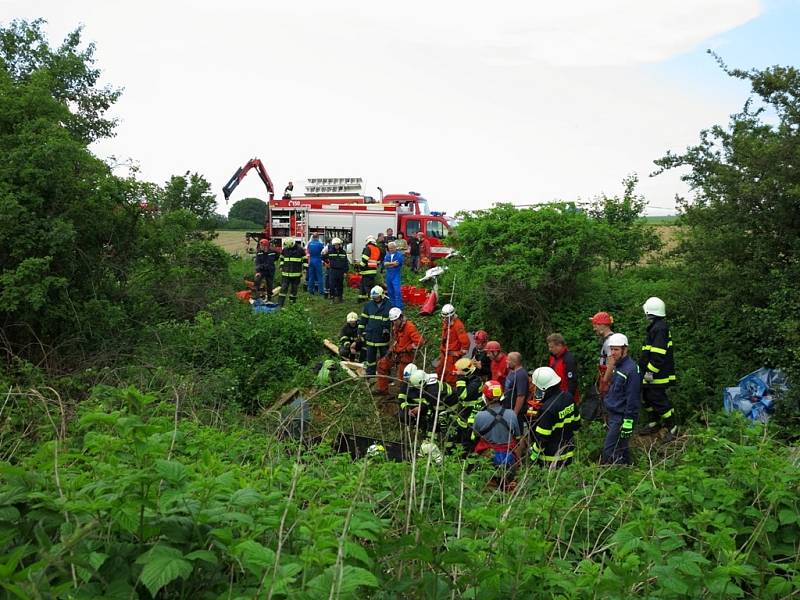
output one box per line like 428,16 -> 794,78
306,233 -> 325,295
383,241 -> 404,308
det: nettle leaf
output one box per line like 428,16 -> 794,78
230,487 -> 262,508
156,459 -> 188,484
777,508 -> 797,525
88,551 -> 108,571
234,539 -> 276,576
307,565 -> 380,597
185,550 -> 218,565
136,545 -> 193,596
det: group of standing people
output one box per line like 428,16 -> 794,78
335,292 -> 676,477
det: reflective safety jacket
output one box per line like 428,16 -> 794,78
358,298 -> 393,345
532,387 -> 580,467
604,355 -> 641,419
440,317 -> 470,356
326,247 -> 349,271
279,245 -> 306,278
339,323 -> 359,347
360,243 -> 381,275
453,373 -> 483,429
639,317 -> 675,386
401,380 -> 454,432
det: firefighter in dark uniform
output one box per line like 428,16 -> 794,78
277,238 -> 307,306
326,237 -> 350,303
639,297 -> 677,436
529,367 -> 581,468
358,286 -> 393,378
253,238 -> 280,300
451,358 -> 484,452
400,370 -> 454,432
339,312 -> 363,361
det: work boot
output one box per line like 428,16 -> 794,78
638,421 -> 661,436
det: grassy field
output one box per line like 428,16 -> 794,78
214,230 -> 254,255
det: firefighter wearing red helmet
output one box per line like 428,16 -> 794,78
484,340 -> 509,388
583,311 -> 615,423
468,329 -> 491,379
472,380 -> 520,489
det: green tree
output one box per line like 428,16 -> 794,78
655,56 -> 800,425
158,171 -> 218,227
228,197 -> 266,226
446,204 -> 602,357
589,174 -> 662,274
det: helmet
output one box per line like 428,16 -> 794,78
366,443 -> 386,459
485,341 -> 502,352
366,235 -> 376,244
346,311 -> 359,323
530,366 -> 561,391
482,380 -> 503,401
370,286 -> 384,299
418,441 -> 443,465
409,370 -> 427,387
607,333 -> 629,347
441,304 -> 455,318
332,237 -> 342,245
474,330 -> 488,344
389,307 -> 403,321
425,373 -> 439,385
454,357 -> 475,376
402,363 -> 418,380
258,238 -> 269,247
590,311 -> 614,325
643,297 -> 666,317
283,238 -> 295,248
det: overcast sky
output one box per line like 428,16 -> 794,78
2,0 -> 799,215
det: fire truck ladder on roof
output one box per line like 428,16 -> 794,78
304,177 -> 364,196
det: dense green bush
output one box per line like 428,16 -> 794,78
0,388 -> 796,598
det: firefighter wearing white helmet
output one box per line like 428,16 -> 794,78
400,370 -> 453,432
376,307 -> 423,395
358,235 -> 381,301
358,284 -> 393,379
338,312 -> 363,361
601,332 -> 641,465
437,303 -> 469,388
529,367 -> 580,468
326,237 -> 350,303
277,237 -> 307,306
639,296 -> 676,436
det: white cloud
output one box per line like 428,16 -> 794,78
0,0 -> 764,214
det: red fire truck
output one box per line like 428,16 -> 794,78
223,159 -> 453,262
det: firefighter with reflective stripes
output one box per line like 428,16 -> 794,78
639,297 -> 677,436
529,367 -> 580,468
602,333 -> 640,465
400,370 -> 453,432
358,286 -> 393,378
277,239 -> 307,306
451,358 -> 484,452
397,363 -> 418,412
326,237 -> 349,303
338,312 -> 363,361
358,236 -> 381,302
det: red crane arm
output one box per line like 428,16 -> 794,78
222,158 -> 275,202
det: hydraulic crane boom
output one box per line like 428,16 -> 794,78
222,158 -> 276,203
222,157 -> 276,240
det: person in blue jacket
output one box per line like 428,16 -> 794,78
306,233 -> 325,295
383,241 -> 404,309
601,333 -> 641,465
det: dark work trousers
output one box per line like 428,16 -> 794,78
601,413 -> 631,465
359,273 -> 376,302
642,386 -> 673,421
278,276 -> 301,306
329,268 -> 346,300
254,271 -> 274,299
364,343 -> 388,376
